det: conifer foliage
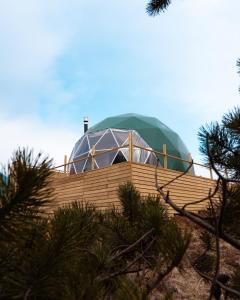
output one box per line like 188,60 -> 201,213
146,0 -> 172,16
156,107 -> 240,298
0,152 -> 189,299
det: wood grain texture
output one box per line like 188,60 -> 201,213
131,163 -> 217,214
49,162 -> 217,214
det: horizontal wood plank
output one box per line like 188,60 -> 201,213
47,162 -> 217,214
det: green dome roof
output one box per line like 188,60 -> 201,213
88,113 -> 191,172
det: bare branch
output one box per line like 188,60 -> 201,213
155,155 -> 240,249
109,228 -> 154,262
189,258 -> 240,298
156,187 -> 240,250
182,178 -> 220,210
146,261 -> 176,296
159,159 -> 194,190
98,238 -> 155,282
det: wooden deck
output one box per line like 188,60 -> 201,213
50,162 -> 217,214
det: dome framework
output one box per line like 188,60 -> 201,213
69,113 -> 191,174
69,128 -> 157,174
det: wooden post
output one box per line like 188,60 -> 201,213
128,131 -> 133,162
209,167 -> 213,180
225,167 -> 228,179
163,144 -> 167,169
91,145 -> 96,170
64,155 -> 67,173
188,153 -> 193,175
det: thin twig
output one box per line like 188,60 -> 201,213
109,228 -> 154,262
182,178 -> 220,210
189,258 -> 240,298
156,187 -> 240,250
98,238 -> 155,282
146,261 -> 176,296
154,158 -> 240,249
24,288 -> 32,300
158,160 -> 194,190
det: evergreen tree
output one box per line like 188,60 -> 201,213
156,107 -> 240,298
0,151 -> 189,300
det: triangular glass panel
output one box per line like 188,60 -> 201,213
120,148 -> 129,161
133,147 -> 149,163
83,157 -> 92,172
132,131 -> 148,148
74,136 -> 90,156
73,136 -> 84,156
95,130 -> 118,150
88,130 -> 105,148
96,151 -> 117,168
74,158 -> 87,173
112,130 -> 129,147
146,152 -> 158,166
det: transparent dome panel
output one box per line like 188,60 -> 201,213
82,157 -> 92,172
112,130 -> 129,146
74,158 -> 88,173
120,147 -> 129,161
133,147 -> 149,163
74,136 -> 90,157
88,130 -> 105,148
68,128 -> 158,174
95,130 -> 118,150
146,152 -> 158,166
132,132 -> 149,148
95,151 -> 117,168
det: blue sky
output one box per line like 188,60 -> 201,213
0,0 -> 239,167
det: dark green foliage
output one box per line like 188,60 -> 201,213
198,107 -> 240,298
0,149 -> 54,299
192,231 -> 215,275
0,167 -> 189,299
198,107 -> 240,238
200,230 -> 214,252
220,184 -> 240,239
0,148 -> 53,233
146,0 -> 172,16
199,107 -> 240,180
118,181 -> 141,222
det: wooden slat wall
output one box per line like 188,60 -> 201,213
49,163 -> 132,212
131,163 -> 217,213
50,162 -> 217,214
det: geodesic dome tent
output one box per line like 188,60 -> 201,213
69,128 -> 157,174
68,113 -> 191,174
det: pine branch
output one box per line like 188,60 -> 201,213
146,0 -> 172,16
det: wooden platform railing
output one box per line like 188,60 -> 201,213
53,132 -> 215,179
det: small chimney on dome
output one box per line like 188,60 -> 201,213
84,116 -> 89,133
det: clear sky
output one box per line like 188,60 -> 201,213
0,0 -> 239,167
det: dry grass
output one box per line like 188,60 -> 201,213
150,216 -> 240,299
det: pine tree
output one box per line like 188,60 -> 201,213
156,107 -> 240,298
0,154 -> 189,300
